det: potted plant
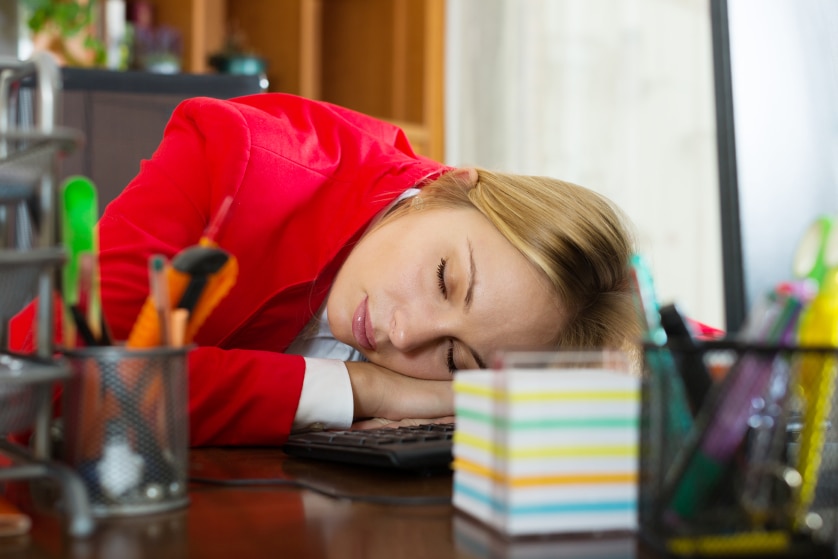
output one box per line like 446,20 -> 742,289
21,0 -> 105,67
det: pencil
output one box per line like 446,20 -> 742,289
149,254 -> 172,346
171,308 -> 189,348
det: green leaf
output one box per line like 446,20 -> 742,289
22,0 -> 99,35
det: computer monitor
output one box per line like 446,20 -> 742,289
712,0 -> 838,333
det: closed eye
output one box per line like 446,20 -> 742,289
446,339 -> 458,374
437,258 -> 448,298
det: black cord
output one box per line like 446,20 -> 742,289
189,476 -> 452,506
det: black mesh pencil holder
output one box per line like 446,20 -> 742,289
60,346 -> 191,517
639,340 -> 838,558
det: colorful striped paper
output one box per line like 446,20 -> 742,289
452,367 -> 641,536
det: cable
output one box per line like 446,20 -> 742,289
189,476 -> 453,506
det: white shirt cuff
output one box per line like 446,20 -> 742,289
292,358 -> 354,432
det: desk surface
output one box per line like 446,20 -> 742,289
5,448 -> 646,559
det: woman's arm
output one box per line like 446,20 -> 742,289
346,361 -> 454,422
188,352 -> 452,445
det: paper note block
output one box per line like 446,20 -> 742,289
453,367 -> 640,536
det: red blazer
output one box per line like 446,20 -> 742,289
92,94 -> 448,446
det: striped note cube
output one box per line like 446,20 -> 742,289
453,360 -> 640,536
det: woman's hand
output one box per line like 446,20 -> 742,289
345,361 -> 453,423
351,416 -> 455,430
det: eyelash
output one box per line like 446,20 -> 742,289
446,340 -> 458,374
436,258 -> 448,298
437,258 -> 457,373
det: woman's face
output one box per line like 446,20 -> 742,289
327,206 -> 565,380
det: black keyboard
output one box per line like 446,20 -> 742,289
282,423 -> 455,470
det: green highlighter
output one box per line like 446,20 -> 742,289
60,176 -> 100,344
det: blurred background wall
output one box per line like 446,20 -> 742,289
445,0 -> 724,329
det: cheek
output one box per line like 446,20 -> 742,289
358,239 -> 414,288
475,282 -> 563,348
376,255 -> 427,304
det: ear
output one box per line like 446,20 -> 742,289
451,167 -> 478,187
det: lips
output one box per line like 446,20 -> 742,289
352,296 -> 377,351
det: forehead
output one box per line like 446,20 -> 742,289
469,231 -> 564,350
388,206 -> 565,347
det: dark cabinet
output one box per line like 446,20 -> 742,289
58,68 -> 262,213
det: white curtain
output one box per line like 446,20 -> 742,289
445,0 -> 724,328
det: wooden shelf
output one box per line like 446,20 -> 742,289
147,0 -> 445,161
145,0 -> 227,74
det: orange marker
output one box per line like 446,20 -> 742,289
126,246 -> 236,348
127,196 -> 236,348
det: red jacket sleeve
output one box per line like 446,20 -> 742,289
187,347 -> 305,446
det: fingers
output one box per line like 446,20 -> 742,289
351,416 -> 456,430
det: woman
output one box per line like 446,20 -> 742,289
91,92 -> 640,446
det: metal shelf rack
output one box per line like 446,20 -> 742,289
0,52 -> 93,537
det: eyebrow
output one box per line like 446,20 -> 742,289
465,239 -> 475,309
463,239 -> 487,369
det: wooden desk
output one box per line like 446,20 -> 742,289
5,448 -> 643,558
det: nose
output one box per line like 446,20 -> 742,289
389,305 -> 453,353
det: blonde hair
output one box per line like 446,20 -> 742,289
381,168 -> 641,353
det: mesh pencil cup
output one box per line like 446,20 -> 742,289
639,340 -> 838,557
60,345 -> 190,517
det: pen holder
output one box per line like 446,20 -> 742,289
60,345 -> 190,517
640,340 -> 838,557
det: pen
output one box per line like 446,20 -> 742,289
126,197 -> 237,348
126,245 -> 236,348
659,302 -> 714,414
628,254 -> 694,526
628,254 -> 693,433
179,249 -> 238,344
69,304 -> 99,347
662,286 -> 799,524
63,251 -> 100,347
739,283 -> 811,526
77,250 -> 103,342
148,254 -> 172,346
792,268 -> 838,530
202,195 -> 234,246
170,309 -> 189,348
